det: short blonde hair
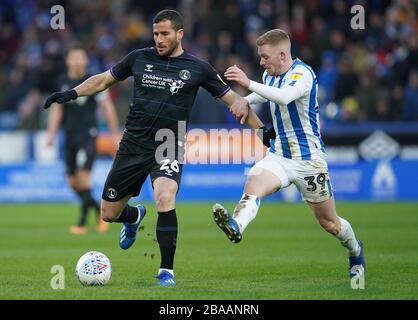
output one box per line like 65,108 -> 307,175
256,29 -> 290,46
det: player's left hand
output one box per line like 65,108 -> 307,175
224,65 -> 250,88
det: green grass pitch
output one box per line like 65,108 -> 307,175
0,202 -> 417,299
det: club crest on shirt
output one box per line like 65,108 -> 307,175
145,64 -> 154,72
106,188 -> 117,200
179,69 -> 191,80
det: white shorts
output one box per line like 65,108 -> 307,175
252,152 -> 333,203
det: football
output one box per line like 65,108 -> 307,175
75,251 -> 112,286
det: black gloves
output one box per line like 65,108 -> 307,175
257,126 -> 276,147
43,89 -> 78,109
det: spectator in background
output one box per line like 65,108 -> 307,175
3,68 -> 30,112
18,53 -> 61,129
309,16 -> 329,59
355,71 -> 380,121
390,84 -> 404,119
317,51 -> 338,105
340,97 -> 360,122
403,70 -> 418,120
0,70 -> 6,109
372,91 -> 394,121
334,57 -> 358,102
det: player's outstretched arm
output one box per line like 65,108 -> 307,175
224,65 -> 303,106
73,70 -> 118,97
221,90 -> 250,125
247,80 -> 301,106
220,86 -> 266,128
43,70 -> 119,109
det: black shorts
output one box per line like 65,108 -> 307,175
102,153 -> 183,202
65,136 -> 97,176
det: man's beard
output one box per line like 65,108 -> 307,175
161,41 -> 179,57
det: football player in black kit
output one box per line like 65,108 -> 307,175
44,10 -> 270,286
46,45 -> 120,235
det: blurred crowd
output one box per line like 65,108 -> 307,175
1,0 -> 418,130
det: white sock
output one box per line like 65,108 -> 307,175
233,194 -> 260,233
336,217 -> 360,256
159,268 -> 174,276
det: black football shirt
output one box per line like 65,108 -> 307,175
110,47 -> 230,154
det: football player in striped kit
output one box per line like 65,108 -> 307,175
213,29 -> 365,279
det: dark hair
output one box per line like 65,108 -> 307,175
153,9 -> 184,31
65,44 -> 86,57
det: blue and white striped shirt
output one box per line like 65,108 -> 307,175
262,58 -> 325,160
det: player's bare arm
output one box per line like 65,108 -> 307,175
221,73 -> 275,146
45,103 -> 63,146
225,65 -> 302,106
74,70 -> 118,97
43,70 -> 119,109
221,90 -> 250,125
99,97 -> 120,146
221,90 -> 264,128
221,89 -> 274,147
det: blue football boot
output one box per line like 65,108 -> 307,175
212,203 -> 242,243
156,270 -> 176,286
349,240 -> 366,278
119,204 -> 146,250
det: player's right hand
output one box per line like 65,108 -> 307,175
224,65 -> 250,89
43,89 -> 78,109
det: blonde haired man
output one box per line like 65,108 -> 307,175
213,29 -> 366,279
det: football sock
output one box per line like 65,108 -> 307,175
156,209 -> 178,270
336,217 -> 360,256
76,190 -> 90,226
233,193 -> 260,233
77,189 -> 101,220
115,205 -> 139,224
83,189 -> 100,212
88,194 -> 101,214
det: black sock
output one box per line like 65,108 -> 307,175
115,205 -> 139,223
88,194 -> 100,213
76,191 -> 90,226
78,189 -> 100,212
156,209 -> 178,270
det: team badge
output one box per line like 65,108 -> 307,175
106,188 -> 117,200
179,69 -> 191,80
